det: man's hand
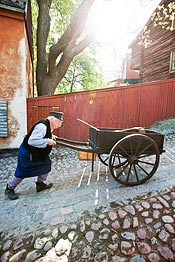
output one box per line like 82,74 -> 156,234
52,134 -> 58,141
48,139 -> 56,146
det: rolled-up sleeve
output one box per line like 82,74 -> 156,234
28,123 -> 50,148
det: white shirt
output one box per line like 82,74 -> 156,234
28,123 -> 51,148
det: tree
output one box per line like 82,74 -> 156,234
139,1 -> 175,48
151,1 -> 175,31
55,50 -> 105,93
34,0 -> 96,96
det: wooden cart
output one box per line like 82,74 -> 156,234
56,125 -> 165,187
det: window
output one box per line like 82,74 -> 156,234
169,50 -> 175,73
0,100 -> 8,137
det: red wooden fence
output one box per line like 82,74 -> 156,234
27,79 -> 175,141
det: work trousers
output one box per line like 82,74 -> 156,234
8,173 -> 49,190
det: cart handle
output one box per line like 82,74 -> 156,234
55,140 -> 95,153
54,135 -> 89,146
77,118 -> 100,131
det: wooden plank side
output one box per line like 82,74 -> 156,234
166,81 -> 175,117
158,82 -> 169,121
114,88 -> 124,128
123,86 -> 141,128
99,89 -> 112,127
138,83 -> 160,127
30,99 -> 39,129
95,90 -> 108,128
105,90 -> 117,128
27,80 -> 175,141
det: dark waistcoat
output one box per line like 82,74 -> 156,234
23,119 -> 52,162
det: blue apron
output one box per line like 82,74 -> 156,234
14,143 -> 51,178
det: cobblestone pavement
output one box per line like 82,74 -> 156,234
0,124 -> 175,261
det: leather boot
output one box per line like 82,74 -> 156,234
5,185 -> 18,200
36,181 -> 53,192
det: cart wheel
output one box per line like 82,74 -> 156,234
98,154 -> 109,166
109,134 -> 160,186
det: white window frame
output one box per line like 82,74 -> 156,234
169,50 -> 175,73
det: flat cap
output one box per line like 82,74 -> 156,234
49,111 -> 63,121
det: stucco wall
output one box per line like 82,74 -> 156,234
0,8 -> 33,149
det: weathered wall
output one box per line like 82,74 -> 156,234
0,8 -> 33,149
141,26 -> 175,82
129,0 -> 175,83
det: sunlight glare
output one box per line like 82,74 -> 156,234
89,1 -> 127,44
87,0 -> 161,81
89,0 -> 161,46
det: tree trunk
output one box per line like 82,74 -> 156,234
36,0 -> 95,96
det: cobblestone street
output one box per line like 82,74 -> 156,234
0,118 -> 175,261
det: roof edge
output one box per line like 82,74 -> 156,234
0,3 -> 24,13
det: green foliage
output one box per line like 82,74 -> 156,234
31,0 -> 105,95
55,49 -> 105,94
47,0 -> 81,48
31,0 -> 80,47
31,0 -> 78,92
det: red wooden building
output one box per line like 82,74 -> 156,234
129,0 -> 175,83
108,53 -> 140,87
